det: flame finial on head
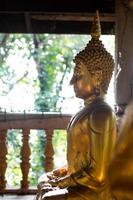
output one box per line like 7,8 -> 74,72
90,10 -> 101,39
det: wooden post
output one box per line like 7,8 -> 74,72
115,0 -> 133,113
0,129 -> 7,192
45,129 -> 54,172
20,129 -> 31,191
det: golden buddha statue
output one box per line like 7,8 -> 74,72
35,11 -> 117,200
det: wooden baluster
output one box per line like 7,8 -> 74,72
0,129 -> 7,192
20,129 -> 31,191
45,129 -> 54,172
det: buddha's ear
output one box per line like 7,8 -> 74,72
91,69 -> 102,86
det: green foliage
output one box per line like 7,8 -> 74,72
53,130 -> 67,168
6,129 -> 22,186
33,34 -> 89,111
29,130 -> 46,186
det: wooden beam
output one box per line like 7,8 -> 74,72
0,113 -> 71,129
0,12 -> 115,34
31,12 -> 115,22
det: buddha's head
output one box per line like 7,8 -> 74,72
70,11 -> 114,100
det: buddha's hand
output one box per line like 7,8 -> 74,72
37,172 -> 55,191
41,183 -> 59,193
48,175 -> 76,188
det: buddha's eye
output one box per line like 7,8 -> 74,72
74,71 -> 79,78
75,72 -> 80,76
74,69 -> 81,76
73,73 -> 82,81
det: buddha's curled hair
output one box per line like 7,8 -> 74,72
74,38 -> 114,94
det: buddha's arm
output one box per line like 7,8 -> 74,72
72,107 -> 116,189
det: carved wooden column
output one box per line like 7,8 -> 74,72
45,129 -> 54,172
20,129 -> 31,191
0,129 -> 7,191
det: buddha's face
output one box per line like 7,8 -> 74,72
70,61 -> 96,99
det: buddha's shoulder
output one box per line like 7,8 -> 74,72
88,101 -> 115,122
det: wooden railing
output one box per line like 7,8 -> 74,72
0,113 -> 71,194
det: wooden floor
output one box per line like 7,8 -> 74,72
0,195 -> 35,200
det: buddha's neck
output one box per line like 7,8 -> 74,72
84,95 -> 104,106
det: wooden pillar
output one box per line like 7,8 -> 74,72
20,129 -> 31,191
0,130 -> 7,192
115,0 -> 133,114
45,129 -> 54,172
